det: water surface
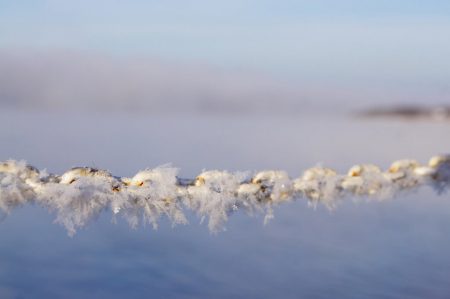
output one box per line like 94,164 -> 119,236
0,109 -> 449,298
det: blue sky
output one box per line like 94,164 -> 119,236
1,0 -> 450,107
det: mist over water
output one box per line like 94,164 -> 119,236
1,49 -> 448,116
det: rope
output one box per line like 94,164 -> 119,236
1,155 -> 449,235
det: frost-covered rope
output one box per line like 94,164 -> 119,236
0,155 -> 449,236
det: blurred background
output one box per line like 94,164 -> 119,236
1,0 -> 450,115
1,1 -> 450,298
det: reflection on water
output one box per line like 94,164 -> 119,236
0,109 -> 449,298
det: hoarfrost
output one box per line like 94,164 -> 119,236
0,156 -> 449,235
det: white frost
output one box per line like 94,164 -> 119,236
0,155 -> 449,235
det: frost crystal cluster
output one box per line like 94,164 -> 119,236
0,155 -> 449,236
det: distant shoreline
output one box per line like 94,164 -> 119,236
358,105 -> 450,121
